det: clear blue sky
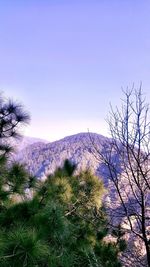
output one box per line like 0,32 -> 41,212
0,0 -> 150,141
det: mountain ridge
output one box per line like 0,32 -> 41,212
13,132 -> 108,179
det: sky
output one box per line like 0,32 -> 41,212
0,0 -> 150,141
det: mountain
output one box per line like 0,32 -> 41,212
13,132 -> 108,180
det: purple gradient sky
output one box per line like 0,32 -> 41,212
0,0 -> 150,141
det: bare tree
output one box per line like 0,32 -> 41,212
92,87 -> 150,266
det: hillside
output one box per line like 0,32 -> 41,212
13,132 -> 108,180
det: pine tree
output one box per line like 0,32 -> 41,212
0,159 -> 124,266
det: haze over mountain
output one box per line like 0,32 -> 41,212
11,136 -> 48,152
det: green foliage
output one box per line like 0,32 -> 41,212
0,160 -> 124,266
0,227 -> 49,267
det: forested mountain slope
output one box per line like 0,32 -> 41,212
13,133 -> 109,180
